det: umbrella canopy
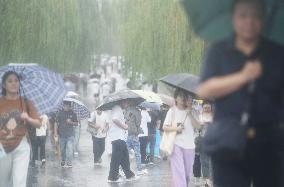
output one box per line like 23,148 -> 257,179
158,94 -> 175,107
65,91 -> 79,99
0,63 -> 66,114
96,90 -> 145,111
160,73 -> 200,96
139,102 -> 160,111
132,90 -> 163,104
182,0 -> 284,45
63,97 -> 90,120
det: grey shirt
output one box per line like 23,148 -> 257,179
125,106 -> 141,136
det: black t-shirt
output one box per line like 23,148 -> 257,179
147,111 -> 160,135
201,37 -> 284,126
56,110 -> 78,138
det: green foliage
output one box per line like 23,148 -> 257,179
0,0 -> 100,73
0,0 -> 205,79
113,0 -> 206,83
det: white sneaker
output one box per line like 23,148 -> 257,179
137,169 -> 148,176
107,178 -> 123,183
126,175 -> 140,182
74,152 -> 79,156
94,162 -> 101,166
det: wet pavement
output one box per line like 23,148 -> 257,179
27,121 -> 173,187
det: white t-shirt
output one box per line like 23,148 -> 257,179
163,106 -> 195,149
36,115 -> 48,137
107,105 -> 128,142
138,110 -> 151,137
88,111 -> 110,138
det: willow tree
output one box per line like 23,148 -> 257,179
0,0 -> 101,73
112,0 -> 205,84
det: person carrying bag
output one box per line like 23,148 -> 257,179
161,89 -> 198,187
159,107 -> 176,157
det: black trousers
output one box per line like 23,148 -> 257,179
108,139 -> 134,180
92,136 -> 105,162
212,126 -> 284,187
139,136 -> 148,164
148,134 -> 156,162
32,136 -> 46,161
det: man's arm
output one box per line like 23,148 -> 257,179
197,62 -> 262,99
113,119 -> 128,130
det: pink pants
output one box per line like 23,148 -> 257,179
170,144 -> 195,187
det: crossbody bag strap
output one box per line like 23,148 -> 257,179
171,107 -> 176,127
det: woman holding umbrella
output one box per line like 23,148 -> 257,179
197,0 -> 284,186
0,71 -> 41,187
163,89 -> 200,187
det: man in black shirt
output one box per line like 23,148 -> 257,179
54,101 -> 78,168
197,1 -> 284,187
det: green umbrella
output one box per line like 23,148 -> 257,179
181,0 -> 284,45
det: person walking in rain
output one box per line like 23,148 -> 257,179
32,114 -> 49,166
199,102 -> 213,186
197,0 -> 284,186
125,100 -> 148,175
138,106 -> 151,165
147,108 -> 161,164
107,100 -> 138,183
88,109 -> 109,165
54,101 -> 78,168
0,71 -> 41,187
163,89 -> 200,187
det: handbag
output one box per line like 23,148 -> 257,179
160,107 -> 176,157
87,112 -> 98,136
202,118 -> 248,160
87,125 -> 98,137
202,84 -> 255,161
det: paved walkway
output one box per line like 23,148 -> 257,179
27,121 -> 175,187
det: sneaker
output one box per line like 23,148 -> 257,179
94,162 -> 101,166
148,162 -> 154,165
137,169 -> 148,176
41,159 -> 46,166
61,161 -> 65,167
126,175 -> 140,182
107,178 -> 123,183
74,152 -> 79,156
66,163 -> 73,168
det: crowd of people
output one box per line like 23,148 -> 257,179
0,1 -> 283,187
0,69 -> 215,187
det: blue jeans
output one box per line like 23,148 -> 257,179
59,136 -> 74,164
127,135 -> 142,171
73,125 -> 80,153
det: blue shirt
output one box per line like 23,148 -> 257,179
201,37 -> 284,127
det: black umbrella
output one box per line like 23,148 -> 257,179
160,73 -> 200,96
96,90 -> 145,111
